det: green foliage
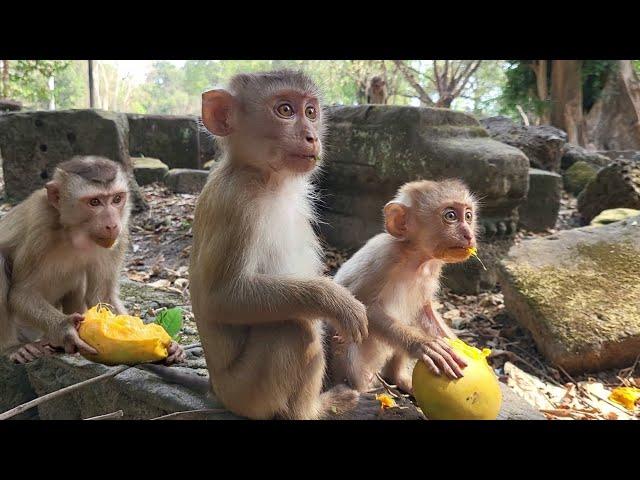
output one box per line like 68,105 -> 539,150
154,307 -> 183,340
499,60 -> 548,121
581,60 -> 617,111
3,60 -> 72,109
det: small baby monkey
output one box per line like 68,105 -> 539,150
330,179 -> 477,394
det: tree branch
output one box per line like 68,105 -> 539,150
393,60 -> 435,106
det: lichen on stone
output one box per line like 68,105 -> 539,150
505,240 -> 640,353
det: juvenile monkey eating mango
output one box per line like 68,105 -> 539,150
329,179 -> 478,394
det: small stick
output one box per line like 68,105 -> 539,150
0,364 -> 130,420
0,343 -> 203,421
557,365 -> 631,416
84,410 -> 124,420
151,408 -> 228,420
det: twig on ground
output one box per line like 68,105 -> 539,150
84,410 -> 124,420
151,408 -> 228,420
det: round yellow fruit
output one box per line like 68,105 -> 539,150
412,339 -> 502,420
78,304 -> 171,366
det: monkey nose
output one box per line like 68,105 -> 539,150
105,224 -> 119,237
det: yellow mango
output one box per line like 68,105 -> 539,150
78,304 -> 171,366
609,387 -> 640,411
412,338 -> 502,420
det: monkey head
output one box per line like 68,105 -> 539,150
201,70 -> 325,176
370,76 -> 385,92
45,156 -> 130,249
383,179 -> 477,263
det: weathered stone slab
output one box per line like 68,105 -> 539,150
563,161 -> 598,196
0,358 -> 38,419
498,216 -> 640,374
133,156 -> 169,186
590,208 -> 640,226
577,160 -> 640,223
561,144 -> 610,171
518,168 -> 562,232
0,109 -> 148,211
128,114 -> 200,169
0,99 -> 22,112
598,150 -> 640,162
480,116 -> 567,172
164,168 -> 208,194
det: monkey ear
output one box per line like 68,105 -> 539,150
202,89 -> 235,136
45,181 -> 60,208
383,201 -> 409,239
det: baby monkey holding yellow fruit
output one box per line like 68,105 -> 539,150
329,179 -> 502,419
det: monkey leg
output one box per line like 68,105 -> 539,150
381,352 -> 413,394
211,321 -> 327,420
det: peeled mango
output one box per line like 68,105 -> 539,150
412,338 -> 502,420
78,304 -> 171,366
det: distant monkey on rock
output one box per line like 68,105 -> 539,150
0,156 -> 184,365
329,179 -> 478,394
366,75 -> 388,104
190,70 -> 368,420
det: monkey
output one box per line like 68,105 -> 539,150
366,75 -> 388,104
190,70 -> 369,420
329,179 -> 478,395
0,155 -> 185,365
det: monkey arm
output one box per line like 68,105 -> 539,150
8,284 -> 74,345
419,302 -> 456,339
366,303 -> 431,354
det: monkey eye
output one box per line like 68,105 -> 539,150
443,209 -> 457,222
305,105 -> 317,120
89,198 -> 101,207
275,103 -> 294,118
113,194 -> 122,204
465,211 -> 473,222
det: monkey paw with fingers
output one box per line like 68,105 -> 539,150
163,341 -> 186,365
61,313 -> 99,356
410,337 -> 467,379
8,341 -> 56,364
330,294 -> 369,345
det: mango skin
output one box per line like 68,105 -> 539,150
412,339 -> 502,420
78,305 -> 171,366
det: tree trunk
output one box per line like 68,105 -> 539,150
88,60 -> 95,108
1,60 -> 9,98
531,60 -> 550,124
550,60 -> 586,146
584,60 -> 640,150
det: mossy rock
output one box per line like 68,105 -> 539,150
133,157 -> 169,185
563,161 -> 597,195
498,216 -> 640,374
591,208 -> 640,226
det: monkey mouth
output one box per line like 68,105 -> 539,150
93,237 -> 117,249
440,246 -> 473,263
284,153 -> 318,172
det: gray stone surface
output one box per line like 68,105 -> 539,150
0,99 -> 22,112
480,116 -> 567,172
518,168 -> 562,232
128,114 -> 201,169
497,216 -> 640,374
133,156 -> 169,186
164,168 -> 209,194
563,161 -> 598,195
577,160 -> 640,223
598,150 -> 640,162
0,358 -> 39,419
0,109 -> 148,211
561,143 -> 610,171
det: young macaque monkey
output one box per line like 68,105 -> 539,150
190,70 -> 368,420
329,179 -> 477,394
366,76 -> 388,104
0,156 -> 184,365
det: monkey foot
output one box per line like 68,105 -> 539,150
321,384 -> 360,417
8,341 -> 56,364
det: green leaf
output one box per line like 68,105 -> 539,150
154,307 -> 183,340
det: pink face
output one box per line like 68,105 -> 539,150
79,191 -> 127,248
234,90 -> 322,174
426,201 -> 476,262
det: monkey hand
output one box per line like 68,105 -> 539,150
409,337 -> 467,379
58,313 -> 99,356
326,285 -> 368,344
163,341 -> 186,365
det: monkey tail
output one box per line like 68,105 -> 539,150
141,363 -> 211,395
